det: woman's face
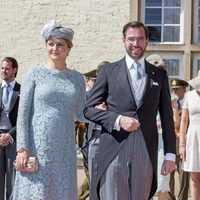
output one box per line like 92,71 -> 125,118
46,38 -> 71,61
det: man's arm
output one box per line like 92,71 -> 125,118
159,70 -> 176,175
84,66 -> 119,133
159,70 -> 176,155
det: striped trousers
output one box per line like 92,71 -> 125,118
99,130 -> 153,200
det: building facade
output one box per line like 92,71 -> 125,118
139,0 -> 200,81
0,0 -> 199,81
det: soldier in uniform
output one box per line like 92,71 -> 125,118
78,61 -> 109,200
78,69 -> 97,200
76,69 -> 97,153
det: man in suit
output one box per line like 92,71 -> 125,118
168,79 -> 190,200
0,57 -> 20,200
84,21 -> 176,200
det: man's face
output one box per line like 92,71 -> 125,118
122,27 -> 148,60
1,61 -> 17,82
172,87 -> 186,99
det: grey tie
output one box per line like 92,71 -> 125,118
2,84 -> 10,107
130,62 -> 142,88
135,61 -> 142,80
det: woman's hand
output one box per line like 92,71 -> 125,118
95,102 -> 107,110
179,144 -> 186,161
16,148 -> 30,169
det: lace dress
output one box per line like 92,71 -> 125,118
13,65 -> 86,200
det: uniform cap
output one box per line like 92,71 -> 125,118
84,69 -> 97,79
170,79 -> 189,89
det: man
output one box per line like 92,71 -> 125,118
76,69 -> 98,156
0,57 -> 20,200
78,69 -> 97,200
84,21 -> 176,200
79,64 -> 109,200
169,79 -> 190,200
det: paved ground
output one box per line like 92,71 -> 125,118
77,155 -> 192,200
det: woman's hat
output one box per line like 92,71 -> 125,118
41,19 -> 74,41
188,71 -> 200,90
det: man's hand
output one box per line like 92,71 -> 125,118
161,160 -> 176,176
119,116 -> 140,132
0,133 -> 10,146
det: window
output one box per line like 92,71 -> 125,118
141,0 -> 184,43
192,54 -> 200,77
164,59 -> 180,78
193,0 -> 200,43
147,53 -> 183,78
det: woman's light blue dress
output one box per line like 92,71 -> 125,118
13,65 -> 86,200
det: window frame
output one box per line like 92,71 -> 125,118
146,52 -> 183,79
140,0 -> 184,44
192,54 -> 200,77
193,0 -> 200,43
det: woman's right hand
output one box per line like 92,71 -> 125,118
179,145 -> 186,161
95,102 -> 107,110
16,148 -> 30,169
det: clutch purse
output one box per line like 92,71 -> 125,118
13,157 -> 39,173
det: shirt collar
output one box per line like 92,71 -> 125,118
1,80 -> 16,89
125,54 -> 145,71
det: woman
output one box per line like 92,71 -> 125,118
12,20 -> 86,200
179,71 -> 200,200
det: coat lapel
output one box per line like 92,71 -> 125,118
0,84 -> 2,110
137,61 -> 154,109
8,82 -> 20,112
113,58 -> 137,105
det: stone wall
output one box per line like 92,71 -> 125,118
0,0 -> 130,81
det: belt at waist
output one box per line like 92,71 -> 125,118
93,128 -> 101,131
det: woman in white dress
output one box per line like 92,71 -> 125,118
179,71 -> 200,200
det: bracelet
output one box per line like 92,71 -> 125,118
17,147 -> 27,153
179,144 -> 186,147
